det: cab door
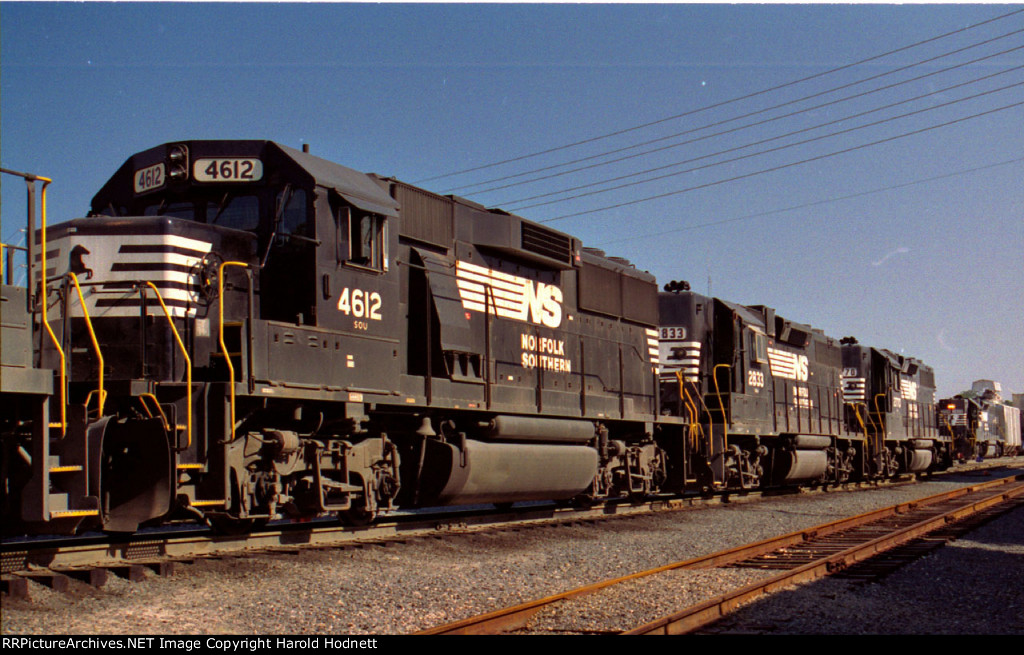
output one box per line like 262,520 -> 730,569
314,195 -> 400,393
261,186 -> 316,325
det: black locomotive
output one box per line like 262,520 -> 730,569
0,141 -> 971,536
938,381 -> 1022,461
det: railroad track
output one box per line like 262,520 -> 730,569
418,473 -> 1024,635
2,459 -> 1016,599
0,472 -> 925,581
0,490 -> 752,589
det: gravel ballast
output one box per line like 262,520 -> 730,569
2,461 -> 1022,635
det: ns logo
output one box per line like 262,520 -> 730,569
455,260 -> 564,329
795,354 -> 810,382
522,282 -> 563,329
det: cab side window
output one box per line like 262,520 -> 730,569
351,212 -> 385,269
750,330 -> 768,364
334,202 -> 387,272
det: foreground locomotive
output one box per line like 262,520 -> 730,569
0,140 -> 978,537
2,141 -> 685,534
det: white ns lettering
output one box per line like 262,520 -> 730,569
796,355 -> 809,382
526,282 -> 562,329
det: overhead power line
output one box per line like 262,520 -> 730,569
537,98 -> 1024,224
501,68 -> 1024,209
415,7 -> 1024,185
463,38 -> 1024,199
511,80 -> 1024,212
593,156 -> 1024,247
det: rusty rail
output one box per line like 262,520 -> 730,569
418,474 -> 1024,635
626,475 -> 1024,635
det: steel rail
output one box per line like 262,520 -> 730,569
418,473 -> 1023,635
625,476 -> 1024,635
1,491 -> 731,574
2,463 -> 1017,579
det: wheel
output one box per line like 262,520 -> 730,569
208,515 -> 268,535
338,500 -> 378,526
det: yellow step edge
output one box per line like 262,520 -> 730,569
49,465 -> 83,473
50,509 -> 100,519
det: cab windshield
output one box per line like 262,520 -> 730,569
141,193 -> 260,232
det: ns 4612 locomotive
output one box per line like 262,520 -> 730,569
0,141 -> 958,537
2,141 -> 688,535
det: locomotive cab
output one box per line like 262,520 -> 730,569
90,140 -> 401,331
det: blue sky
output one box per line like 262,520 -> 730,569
2,3 -> 1022,400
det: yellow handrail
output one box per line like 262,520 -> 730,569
872,392 -> 891,456
846,401 -> 871,462
139,393 -> 170,431
145,281 -> 193,447
685,390 -> 702,450
712,363 -> 731,434
37,178 -> 67,435
68,272 -> 105,416
846,402 -> 869,440
218,261 -> 250,441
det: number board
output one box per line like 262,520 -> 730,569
193,158 -> 264,183
134,163 -> 166,194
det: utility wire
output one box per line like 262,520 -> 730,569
465,40 -> 1024,199
537,98 -> 1024,224
501,66 -> 1024,209
512,80 -> 1024,212
593,156 -> 1024,247
415,7 -> 1024,185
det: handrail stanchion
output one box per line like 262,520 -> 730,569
218,261 -> 250,441
145,281 -> 193,448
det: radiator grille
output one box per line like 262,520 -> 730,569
521,222 -> 572,265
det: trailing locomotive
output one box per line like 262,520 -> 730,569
0,141 -> 1000,538
840,338 -> 949,476
658,286 -> 854,490
939,380 -> 1022,461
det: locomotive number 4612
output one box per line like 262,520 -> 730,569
337,288 -> 383,320
134,163 -> 165,193
193,158 -> 264,183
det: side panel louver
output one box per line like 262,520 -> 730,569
521,222 -> 572,266
393,181 -> 453,248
